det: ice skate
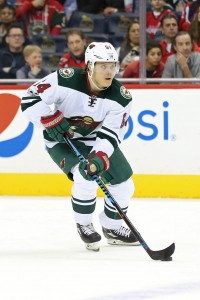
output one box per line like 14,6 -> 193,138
102,226 -> 140,246
77,223 -> 101,251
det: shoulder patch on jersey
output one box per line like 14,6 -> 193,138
59,68 -> 74,78
120,86 -> 132,100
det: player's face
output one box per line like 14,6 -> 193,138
147,47 -> 162,67
92,62 -> 117,89
174,34 -> 193,58
67,34 -> 86,57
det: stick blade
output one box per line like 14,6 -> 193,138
148,242 -> 175,261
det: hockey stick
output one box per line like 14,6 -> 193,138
64,136 -> 175,261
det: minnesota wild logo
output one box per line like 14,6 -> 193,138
83,116 -> 93,125
59,68 -> 74,78
68,116 -> 101,136
120,86 -> 132,99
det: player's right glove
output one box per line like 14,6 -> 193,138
41,110 -> 73,142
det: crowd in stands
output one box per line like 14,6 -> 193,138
122,41 -> 164,80
1,0 -> 200,82
117,17 -> 140,76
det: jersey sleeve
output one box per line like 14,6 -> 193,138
21,71 -> 61,129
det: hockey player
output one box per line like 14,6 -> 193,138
21,42 -> 139,251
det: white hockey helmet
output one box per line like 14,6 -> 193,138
85,42 -> 119,74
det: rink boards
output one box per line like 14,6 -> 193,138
0,85 -> 200,198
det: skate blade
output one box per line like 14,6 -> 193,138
107,239 -> 140,246
85,242 -> 100,252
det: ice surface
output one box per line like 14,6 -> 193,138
0,196 -> 199,300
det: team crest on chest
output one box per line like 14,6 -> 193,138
83,116 -> 93,125
59,68 -> 74,78
120,86 -> 132,99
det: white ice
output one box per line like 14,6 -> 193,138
0,196 -> 199,300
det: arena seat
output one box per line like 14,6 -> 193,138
107,12 -> 138,35
67,12 -> 106,33
109,33 -> 124,48
32,35 -> 67,53
42,53 -> 63,72
85,33 -> 109,44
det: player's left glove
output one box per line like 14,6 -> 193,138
79,151 -> 110,181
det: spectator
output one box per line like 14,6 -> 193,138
74,0 -> 125,15
163,0 -> 179,10
122,41 -> 164,79
160,13 -> 179,64
132,0 -> 139,15
71,0 -> 138,16
63,0 -> 77,21
15,0 -> 66,39
101,0 -> 139,15
57,0 -> 77,21
117,18 -> 140,75
148,0 -> 187,13
175,1 -> 187,16
68,0 -> 103,14
0,4 -> 16,47
0,0 -> 7,9
16,45 -> 50,80
0,23 -> 26,79
0,0 -> 16,8
187,5 -> 200,46
164,0 -> 184,12
7,0 -> 15,4
147,0 -> 173,40
0,0 -> 17,4
162,30 -> 200,78
101,0 -> 128,16
179,0 -> 200,30
59,29 -> 86,69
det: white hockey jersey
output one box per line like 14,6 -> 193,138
21,67 -> 132,157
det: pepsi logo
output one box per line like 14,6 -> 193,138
0,93 -> 34,157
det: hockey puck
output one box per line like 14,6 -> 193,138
161,256 -> 173,261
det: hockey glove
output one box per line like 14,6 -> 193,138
79,151 -> 110,181
41,110 -> 73,142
